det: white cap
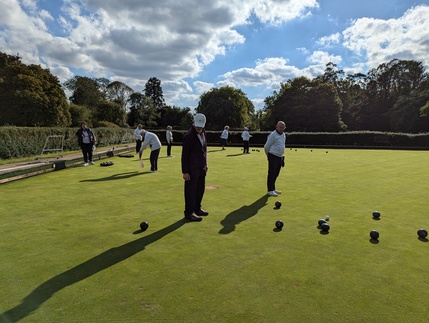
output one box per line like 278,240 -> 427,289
194,113 -> 206,127
244,127 -> 248,130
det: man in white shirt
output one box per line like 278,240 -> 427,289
241,127 -> 252,154
139,130 -> 162,172
264,121 -> 286,197
133,124 -> 144,153
166,125 -> 173,157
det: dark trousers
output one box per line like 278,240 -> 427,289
243,141 -> 249,153
150,149 -> 160,171
81,143 -> 93,163
167,141 -> 172,156
267,153 -> 282,192
136,140 -> 142,153
184,167 -> 206,216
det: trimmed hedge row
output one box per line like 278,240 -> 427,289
1,127 -> 428,159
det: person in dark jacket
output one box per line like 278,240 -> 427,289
181,113 -> 209,222
75,122 -> 97,166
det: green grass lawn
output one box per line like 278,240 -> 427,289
1,146 -> 429,322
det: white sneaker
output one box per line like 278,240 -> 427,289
90,161 -> 95,165
267,191 -> 278,197
83,163 -> 88,166
274,190 -> 282,194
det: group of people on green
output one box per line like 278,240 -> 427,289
76,116 -> 286,222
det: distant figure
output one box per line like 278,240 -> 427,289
166,125 -> 173,157
241,127 -> 252,154
220,125 -> 229,150
75,122 -> 96,166
139,130 -> 162,172
133,124 -> 144,153
181,113 -> 209,222
264,121 -> 286,197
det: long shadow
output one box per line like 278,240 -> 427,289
226,153 -> 246,157
80,171 -> 148,182
1,219 -> 186,322
219,195 -> 269,234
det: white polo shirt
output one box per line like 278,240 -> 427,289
264,130 -> 286,157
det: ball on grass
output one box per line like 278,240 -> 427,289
275,201 -> 282,208
321,223 -> 330,232
140,221 -> 149,231
370,230 -> 379,240
318,219 -> 326,226
325,215 -> 330,221
417,228 -> 428,238
275,220 -> 284,229
372,211 -> 381,219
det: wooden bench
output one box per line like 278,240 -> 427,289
374,135 -> 391,146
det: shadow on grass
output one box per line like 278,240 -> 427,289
207,149 -> 224,153
79,171 -> 148,182
1,219 -> 186,323
369,238 -> 380,244
418,237 -> 428,242
219,195 -> 268,234
226,153 -> 246,157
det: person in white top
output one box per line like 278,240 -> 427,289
241,127 -> 252,154
220,125 -> 229,150
264,121 -> 286,197
133,124 -> 144,153
166,125 -> 173,157
139,130 -> 162,172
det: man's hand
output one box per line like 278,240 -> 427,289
183,173 -> 190,181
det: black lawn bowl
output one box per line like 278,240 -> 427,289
370,230 -> 379,240
417,228 -> 428,239
320,223 -> 330,232
275,201 -> 282,209
372,211 -> 381,219
318,219 -> 326,227
275,220 -> 284,229
140,221 -> 149,231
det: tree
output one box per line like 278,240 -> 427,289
158,105 -> 193,129
94,101 -> 126,127
196,86 -> 255,130
0,52 -> 71,126
263,77 -> 343,132
63,76 -> 105,108
69,104 -> 92,127
106,81 -> 134,111
127,92 -> 160,127
144,77 -> 165,109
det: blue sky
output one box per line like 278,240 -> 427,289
1,0 -> 429,110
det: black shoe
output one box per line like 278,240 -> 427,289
185,213 -> 202,222
196,209 -> 209,216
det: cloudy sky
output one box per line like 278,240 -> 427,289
1,0 -> 429,110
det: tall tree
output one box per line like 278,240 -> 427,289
196,86 -> 255,130
127,92 -> 160,127
106,81 -> 134,111
63,76 -> 105,109
0,52 -> 70,126
144,77 -> 165,109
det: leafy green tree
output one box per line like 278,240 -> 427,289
69,104 -> 92,127
63,76 -> 105,109
196,86 -> 255,130
263,77 -> 343,132
127,92 -> 160,127
106,81 -> 134,111
94,101 -> 126,127
158,105 -> 193,129
0,52 -> 70,126
144,77 -> 165,109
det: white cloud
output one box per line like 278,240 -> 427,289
316,32 -> 341,47
342,5 -> 429,70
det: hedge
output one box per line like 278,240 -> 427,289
1,127 -> 428,159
